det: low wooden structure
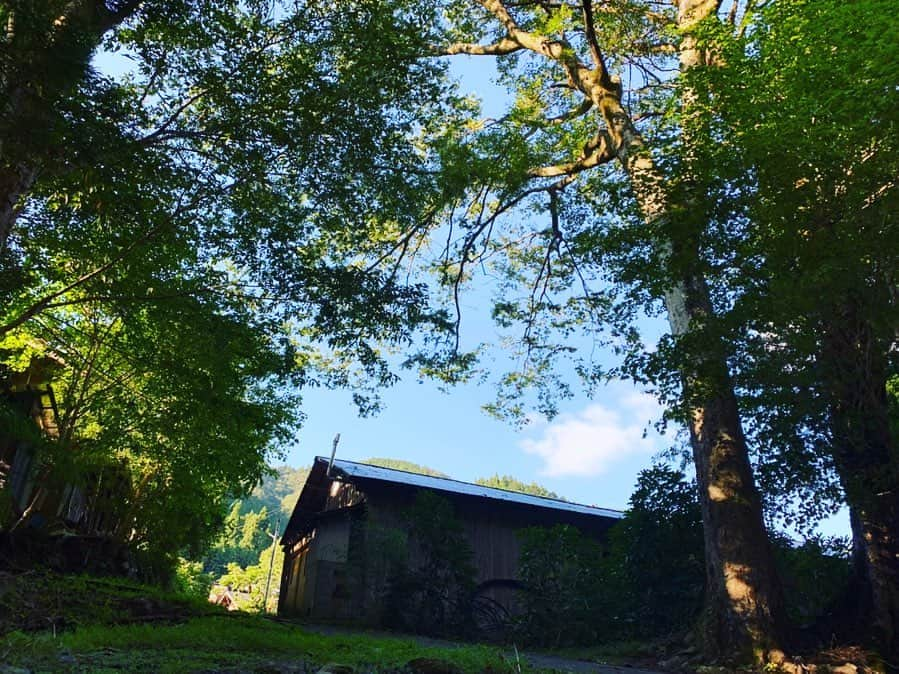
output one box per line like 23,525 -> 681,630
278,456 -> 622,626
0,355 -> 128,540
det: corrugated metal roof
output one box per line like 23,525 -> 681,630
325,457 -> 624,520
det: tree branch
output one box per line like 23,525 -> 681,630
545,98 -> 593,125
139,89 -> 209,146
527,131 -> 614,177
476,0 -> 616,98
581,0 -> 604,70
440,38 -> 523,56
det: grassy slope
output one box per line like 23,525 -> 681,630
3,615 -> 513,673
0,569 -> 514,673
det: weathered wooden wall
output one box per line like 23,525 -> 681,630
279,505 -> 354,619
279,476 -> 617,627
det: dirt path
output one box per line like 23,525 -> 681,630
299,623 -> 664,674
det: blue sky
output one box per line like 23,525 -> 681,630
286,376 -> 673,512
93,48 -> 848,538
283,54 -> 851,538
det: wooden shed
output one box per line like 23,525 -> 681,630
278,456 -> 622,628
1,354 -> 129,541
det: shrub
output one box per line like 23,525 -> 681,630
773,533 -> 851,625
513,466 -> 705,646
515,523 -> 604,647
172,557 -> 213,602
382,491 -> 476,638
600,466 -> 705,640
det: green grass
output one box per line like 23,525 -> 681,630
2,614 -> 517,673
0,569 -> 214,636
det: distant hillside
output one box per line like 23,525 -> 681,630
361,457 -> 449,477
243,464 -> 310,520
475,473 -> 562,499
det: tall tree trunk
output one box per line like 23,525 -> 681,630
663,2 -> 785,658
591,84 -> 785,664
666,276 -> 786,660
821,298 -> 899,656
598,2 -> 786,656
451,0 -> 786,660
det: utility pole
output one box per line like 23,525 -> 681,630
326,433 -> 340,477
262,515 -> 281,613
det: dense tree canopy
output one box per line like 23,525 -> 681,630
685,0 -> 899,649
1,0 -> 897,663
0,0 -> 458,569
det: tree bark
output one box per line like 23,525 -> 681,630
821,298 -> 899,656
579,49 -> 787,671
597,52 -> 785,673
663,1 -> 785,658
658,276 -> 785,660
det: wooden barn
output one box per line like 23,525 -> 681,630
278,456 -> 622,629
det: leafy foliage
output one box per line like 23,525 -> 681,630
201,465 -> 304,579
171,558 -> 214,604
772,534 -> 851,627
515,524 -> 603,647
382,491 -> 476,638
0,1 -> 464,571
216,541 -> 284,613
242,465 -> 310,521
674,0 -> 899,532
600,466 -> 705,639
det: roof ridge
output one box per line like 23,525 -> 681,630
315,455 -> 624,517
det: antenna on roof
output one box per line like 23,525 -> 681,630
326,433 -> 340,477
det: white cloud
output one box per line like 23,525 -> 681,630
520,392 -> 664,477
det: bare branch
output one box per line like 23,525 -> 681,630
545,98 -> 593,125
527,131 -> 614,177
139,89 -> 209,146
581,0 -> 604,70
440,38 -> 523,56
727,0 -> 739,25
479,0 -> 523,38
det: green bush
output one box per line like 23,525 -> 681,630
382,491 -> 476,638
514,466 -> 704,646
172,557 -> 214,602
600,465 -> 705,640
773,533 -> 850,625
515,524 -> 604,647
